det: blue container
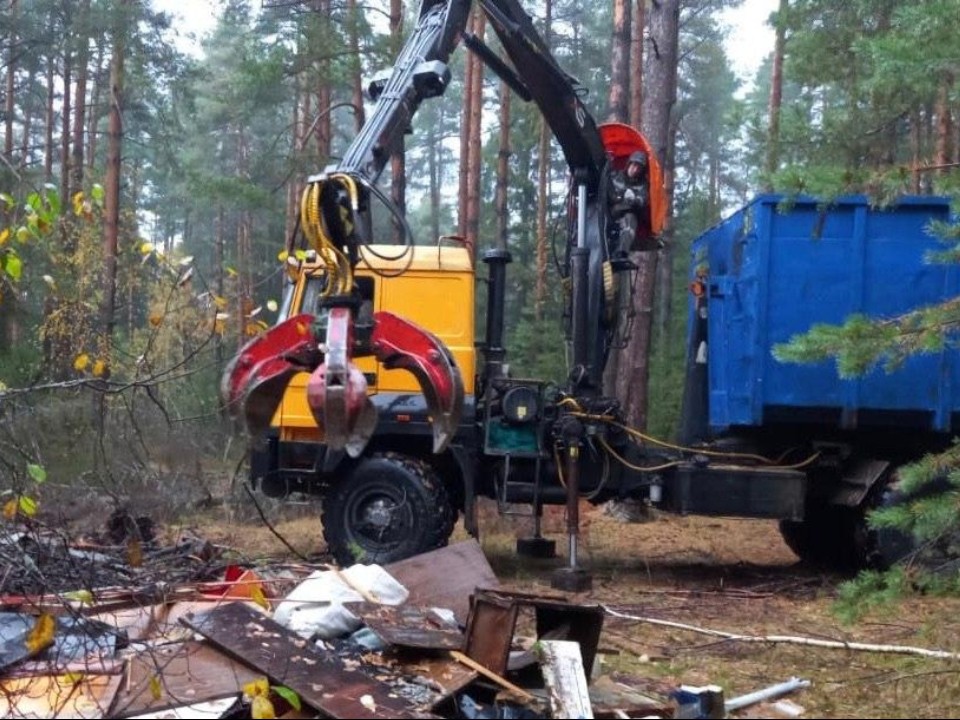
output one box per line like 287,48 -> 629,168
693,194 -> 958,434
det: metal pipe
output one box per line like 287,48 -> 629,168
577,183 -> 587,249
565,445 -> 580,569
482,249 -> 511,378
724,678 -> 811,713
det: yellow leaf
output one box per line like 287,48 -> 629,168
140,242 -> 155,255
61,672 -> 84,685
2,498 -> 17,520
127,538 -> 143,568
91,360 -> 106,378
149,675 -> 163,700
25,614 -> 55,654
73,354 -> 90,372
294,250 -> 307,261
250,585 -> 269,610
213,295 -> 228,309
148,313 -> 163,327
64,589 -> 94,605
0,228 -> 8,246
226,266 -> 238,277
243,678 -> 270,699
18,495 -> 37,517
213,320 -> 226,335
244,322 -> 261,337
277,250 -> 289,262
251,695 -> 276,719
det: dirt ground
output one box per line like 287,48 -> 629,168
177,500 -> 960,719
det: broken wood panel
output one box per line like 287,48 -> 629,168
111,640 -> 260,718
345,602 -> 464,650
463,594 -> 518,675
386,541 -> 499,625
0,674 -> 122,719
537,640 -> 593,719
182,601 -> 436,719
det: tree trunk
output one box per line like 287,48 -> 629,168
389,0 -> 405,244
18,61 -> 34,166
458,7 -> 479,240
535,0 -> 552,318
60,33 -> 73,207
764,0 -> 787,190
215,204 -> 225,374
629,0 -> 644,128
935,71 -> 954,175
102,0 -> 127,368
4,0 -> 17,162
87,43 -> 104,170
428,103 -> 442,243
314,0 -> 332,159
44,54 -> 54,179
607,0 -> 630,122
70,0 -> 91,197
494,62 -> 511,253
348,0 -> 365,131
465,10 -> 485,257
612,0 -> 679,431
910,109 -> 921,193
285,68 -> 301,245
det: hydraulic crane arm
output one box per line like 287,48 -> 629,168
223,0 -> 664,453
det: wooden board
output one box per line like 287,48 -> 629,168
182,602 -> 436,719
111,640 -> 259,718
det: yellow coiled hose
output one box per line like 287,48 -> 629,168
299,174 -> 359,298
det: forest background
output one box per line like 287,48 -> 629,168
1,0 -> 959,556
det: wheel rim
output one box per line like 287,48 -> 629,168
342,481 -> 414,556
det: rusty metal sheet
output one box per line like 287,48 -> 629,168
181,601 -> 437,719
463,594 -> 518,676
386,541 -> 499,625
111,640 -> 259,718
345,602 -> 464,651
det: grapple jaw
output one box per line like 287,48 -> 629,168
220,313 -> 319,437
224,307 -> 464,457
306,308 -> 464,457
368,311 -> 465,453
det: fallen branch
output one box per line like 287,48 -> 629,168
602,605 -> 960,660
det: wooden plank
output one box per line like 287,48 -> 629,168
182,601 -> 435,719
111,640 -> 259,718
537,640 -> 593,719
386,541 -> 499,625
0,674 -> 122,719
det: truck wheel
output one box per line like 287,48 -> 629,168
321,452 -> 454,567
778,504 -> 870,571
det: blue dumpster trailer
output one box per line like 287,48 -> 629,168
671,194 -> 958,568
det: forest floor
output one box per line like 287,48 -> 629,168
171,498 -> 960,720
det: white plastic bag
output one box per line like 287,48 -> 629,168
273,564 -> 409,640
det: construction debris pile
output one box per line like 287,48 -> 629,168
0,529 -> 810,719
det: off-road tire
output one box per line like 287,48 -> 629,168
321,452 -> 455,566
778,504 -> 873,571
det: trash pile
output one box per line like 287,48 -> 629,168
0,528 -> 811,719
